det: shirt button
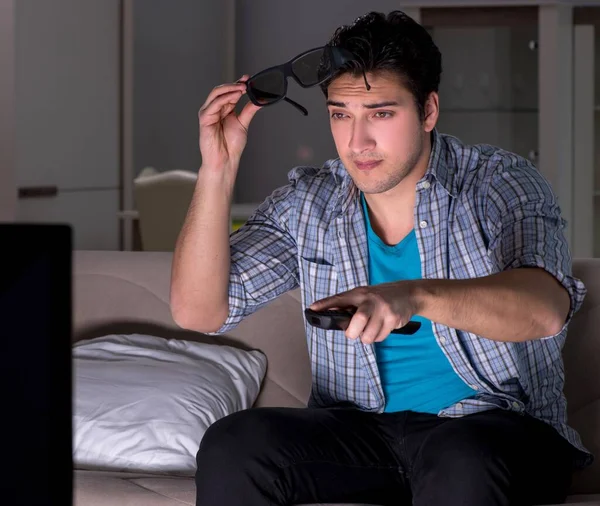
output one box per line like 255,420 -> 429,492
422,181 -> 431,189
439,336 -> 447,345
456,402 -> 463,410
470,384 -> 480,391
419,220 -> 428,229
512,401 -> 521,409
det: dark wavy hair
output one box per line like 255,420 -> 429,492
321,11 -> 442,121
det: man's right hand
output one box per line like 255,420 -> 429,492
198,75 -> 261,177
173,76 -> 260,333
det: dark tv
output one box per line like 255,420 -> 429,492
0,223 -> 73,505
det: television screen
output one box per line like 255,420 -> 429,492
0,223 -> 73,505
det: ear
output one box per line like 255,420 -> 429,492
423,92 -> 439,133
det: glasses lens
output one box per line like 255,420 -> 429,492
292,48 -> 332,86
247,70 -> 285,105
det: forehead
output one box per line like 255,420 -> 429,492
326,71 -> 410,102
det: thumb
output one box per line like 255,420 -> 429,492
238,100 -> 261,131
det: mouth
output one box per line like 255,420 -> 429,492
354,160 -> 382,171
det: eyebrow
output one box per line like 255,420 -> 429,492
326,100 -> 400,109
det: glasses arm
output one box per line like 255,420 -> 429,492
284,96 -> 308,116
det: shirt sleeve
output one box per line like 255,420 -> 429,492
483,159 -> 587,334
208,183 -> 300,335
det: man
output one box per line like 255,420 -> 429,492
171,10 -> 592,506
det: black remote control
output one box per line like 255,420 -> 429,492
304,308 -> 421,335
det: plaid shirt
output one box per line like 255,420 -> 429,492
217,129 -> 592,466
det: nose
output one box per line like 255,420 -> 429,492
348,118 -> 376,154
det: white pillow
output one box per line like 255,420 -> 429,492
72,333 -> 267,475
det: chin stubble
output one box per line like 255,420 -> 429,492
358,133 -> 424,194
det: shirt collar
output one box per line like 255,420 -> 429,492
425,128 -> 457,199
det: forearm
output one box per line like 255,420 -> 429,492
170,168 -> 235,332
409,268 -> 570,342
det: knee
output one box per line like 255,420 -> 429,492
412,431 -> 512,505
195,409 -> 296,504
196,408 -> 282,473
416,427 -> 504,479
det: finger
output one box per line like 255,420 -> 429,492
237,100 -> 262,131
374,314 -> 401,342
200,82 -> 246,112
310,290 -> 359,311
361,319 -> 384,345
309,295 -> 340,311
220,100 -> 238,120
200,84 -> 246,115
199,90 -> 244,125
337,317 -> 350,331
374,324 -> 394,342
201,89 -> 244,115
345,306 -> 371,341
204,75 -> 248,104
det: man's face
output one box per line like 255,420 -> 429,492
326,71 -> 435,194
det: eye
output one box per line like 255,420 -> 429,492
330,112 -> 347,120
374,111 -> 393,119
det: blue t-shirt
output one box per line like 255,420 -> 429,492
361,194 -> 475,413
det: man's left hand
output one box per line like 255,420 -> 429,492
309,282 -> 418,344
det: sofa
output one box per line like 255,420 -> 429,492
72,250 -> 600,505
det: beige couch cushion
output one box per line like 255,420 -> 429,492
74,471 -> 189,505
72,252 -> 600,502
74,470 -> 600,506
564,260 -> 600,493
73,251 -> 312,410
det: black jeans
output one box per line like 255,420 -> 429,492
195,407 -> 576,506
